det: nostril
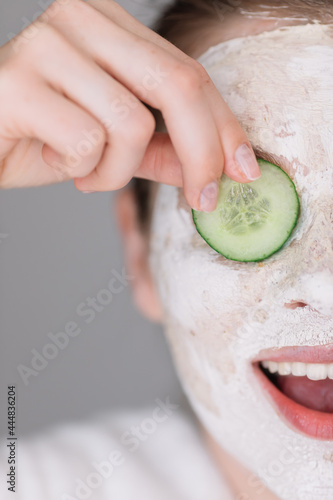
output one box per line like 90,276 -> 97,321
284,301 -> 308,310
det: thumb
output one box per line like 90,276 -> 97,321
135,132 -> 183,187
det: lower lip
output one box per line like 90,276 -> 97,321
253,363 -> 333,440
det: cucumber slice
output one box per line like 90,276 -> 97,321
192,160 -> 300,262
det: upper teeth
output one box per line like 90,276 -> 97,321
261,361 -> 333,381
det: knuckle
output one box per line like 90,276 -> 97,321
45,0 -> 87,22
43,0 -> 69,16
120,108 -> 155,147
171,63 -> 203,97
0,58 -> 32,107
7,0 -> 75,58
189,59 -> 211,82
37,23 -> 64,49
46,0 -> 110,33
0,62 -> 15,95
17,23 -> 62,59
138,108 -> 156,140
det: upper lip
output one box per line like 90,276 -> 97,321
252,343 -> 333,364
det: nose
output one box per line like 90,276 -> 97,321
283,205 -> 333,316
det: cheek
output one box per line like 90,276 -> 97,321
164,315 -> 240,417
156,246 -> 272,344
152,242 -> 264,410
149,186 -> 282,410
149,184 -> 272,330
154,245 -> 246,340
163,319 -> 222,416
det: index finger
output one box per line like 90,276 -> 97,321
86,0 -> 190,61
86,0 -> 261,201
50,0 -> 260,210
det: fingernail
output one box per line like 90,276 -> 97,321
199,181 -> 219,212
82,191 -> 95,194
235,144 -> 261,180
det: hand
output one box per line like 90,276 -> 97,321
0,0 -> 261,211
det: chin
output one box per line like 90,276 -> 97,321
176,340 -> 333,500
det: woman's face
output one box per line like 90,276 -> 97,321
149,23 -> 333,500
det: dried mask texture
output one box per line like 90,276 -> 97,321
150,24 -> 333,500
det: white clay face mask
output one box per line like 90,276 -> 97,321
149,24 -> 333,500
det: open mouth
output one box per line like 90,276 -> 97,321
253,349 -> 333,440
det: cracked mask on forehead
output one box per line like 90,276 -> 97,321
149,24 -> 333,500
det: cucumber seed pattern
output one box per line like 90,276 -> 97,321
219,184 -> 271,235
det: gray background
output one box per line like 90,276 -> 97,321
0,0 -> 183,437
